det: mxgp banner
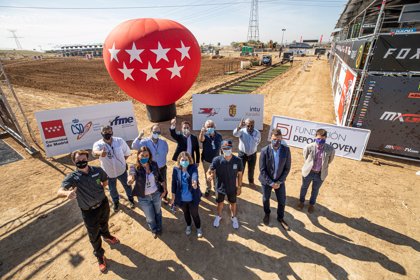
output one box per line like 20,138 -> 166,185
353,75 -> 420,159
270,116 -> 371,160
192,94 -> 263,130
369,34 -> 420,72
35,101 -> 138,157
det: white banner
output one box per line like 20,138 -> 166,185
192,94 -> 264,130
270,115 -> 371,160
35,101 -> 138,157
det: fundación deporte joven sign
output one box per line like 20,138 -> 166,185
270,116 -> 371,160
35,101 -> 139,157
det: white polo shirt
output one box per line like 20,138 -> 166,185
93,137 -> 131,178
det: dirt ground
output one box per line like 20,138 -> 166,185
0,56 -> 419,280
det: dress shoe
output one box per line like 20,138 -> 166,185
277,218 -> 290,231
263,214 -> 270,225
297,202 -> 304,210
308,205 -> 315,213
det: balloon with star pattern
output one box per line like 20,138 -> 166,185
103,18 -> 201,120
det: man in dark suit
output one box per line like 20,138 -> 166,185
169,117 -> 200,165
259,129 -> 292,230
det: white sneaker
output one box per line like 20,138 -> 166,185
185,226 -> 192,236
197,228 -> 203,238
231,216 -> 239,229
213,216 -> 222,227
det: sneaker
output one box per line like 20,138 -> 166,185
129,199 -> 135,209
213,216 -> 222,228
308,205 -> 315,213
113,202 -> 119,212
231,216 -> 239,229
185,226 -> 192,236
98,256 -> 107,273
197,228 -> 203,238
263,214 -> 270,226
204,190 -> 210,197
297,201 -> 304,210
104,235 -> 120,245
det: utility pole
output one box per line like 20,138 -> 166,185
281,29 -> 286,46
8,30 -> 23,50
247,0 -> 259,42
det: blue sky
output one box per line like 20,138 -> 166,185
0,0 -> 347,50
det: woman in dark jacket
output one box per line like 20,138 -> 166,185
170,151 -> 203,237
128,146 -> 167,238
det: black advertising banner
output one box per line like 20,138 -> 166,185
354,75 -> 420,159
332,38 -> 370,69
369,34 -> 420,72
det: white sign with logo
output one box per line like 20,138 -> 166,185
35,101 -> 138,157
192,94 -> 264,130
270,115 -> 371,160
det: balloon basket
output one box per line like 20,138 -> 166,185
146,103 -> 177,122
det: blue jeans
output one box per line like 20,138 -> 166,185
262,184 -> 286,219
299,171 -> 324,205
108,171 -> 133,204
138,191 -> 162,233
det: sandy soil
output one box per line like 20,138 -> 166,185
0,56 -> 419,280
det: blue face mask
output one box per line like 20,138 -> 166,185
223,149 -> 232,156
139,157 -> 149,164
315,138 -> 326,145
207,127 -> 215,135
180,160 -> 189,168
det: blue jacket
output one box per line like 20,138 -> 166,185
171,164 -> 202,206
258,144 -> 291,186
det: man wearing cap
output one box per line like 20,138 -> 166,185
92,125 -> 134,212
233,118 -> 261,187
207,140 -> 243,229
132,124 -> 169,203
298,128 -> 335,213
58,150 -> 119,273
259,129 -> 291,230
199,119 -> 223,197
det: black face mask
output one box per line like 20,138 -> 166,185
102,133 -> 113,140
76,160 -> 88,169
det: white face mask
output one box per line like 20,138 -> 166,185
223,149 -> 232,157
152,132 -> 160,139
183,129 -> 190,136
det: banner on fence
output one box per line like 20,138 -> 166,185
270,115 -> 370,160
35,101 -> 138,157
192,94 -> 264,130
354,75 -> 420,159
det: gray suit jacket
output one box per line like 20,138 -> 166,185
302,143 -> 335,181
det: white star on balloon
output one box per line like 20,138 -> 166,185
125,42 -> 144,63
150,41 -> 170,63
166,61 -> 184,79
176,41 -> 191,61
118,62 -> 134,81
108,42 -> 120,62
141,62 -> 161,81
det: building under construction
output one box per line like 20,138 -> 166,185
329,0 -> 420,160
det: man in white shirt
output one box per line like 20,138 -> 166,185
132,124 -> 169,203
233,118 -> 261,187
92,126 -> 134,212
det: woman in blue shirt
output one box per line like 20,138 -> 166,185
171,152 -> 203,237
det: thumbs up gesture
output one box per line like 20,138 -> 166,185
67,187 -> 77,200
100,147 -> 107,157
170,117 -> 177,127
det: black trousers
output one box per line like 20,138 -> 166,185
238,151 -> 257,183
180,202 -> 201,229
81,199 -> 111,259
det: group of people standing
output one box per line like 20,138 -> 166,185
58,117 -> 335,272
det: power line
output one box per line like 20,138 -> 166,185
0,1 -> 346,10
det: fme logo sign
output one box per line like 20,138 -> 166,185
110,116 -> 134,126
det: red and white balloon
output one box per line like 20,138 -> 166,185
103,18 -> 201,107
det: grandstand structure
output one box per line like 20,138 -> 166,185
329,0 -> 420,161
61,44 -> 103,57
